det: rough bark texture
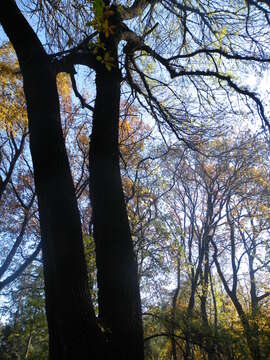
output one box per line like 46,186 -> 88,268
89,63 -> 144,359
0,2 -> 103,359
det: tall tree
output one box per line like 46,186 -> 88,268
0,4 -> 105,359
1,0 -> 270,359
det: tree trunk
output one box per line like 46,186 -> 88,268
171,257 -> 180,360
213,241 -> 261,360
0,2 -> 104,359
89,61 -> 144,358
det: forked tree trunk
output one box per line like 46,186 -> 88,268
1,2 -> 144,359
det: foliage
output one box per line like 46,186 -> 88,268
0,269 -> 48,359
0,43 -> 27,132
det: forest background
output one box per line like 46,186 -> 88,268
1,1 -> 270,359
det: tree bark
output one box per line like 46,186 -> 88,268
89,61 -> 144,358
0,2 -> 103,359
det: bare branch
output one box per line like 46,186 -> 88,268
0,243 -> 41,291
119,0 -> 157,20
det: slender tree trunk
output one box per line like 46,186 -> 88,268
89,60 -> 144,358
25,332 -> 32,359
200,236 -> 210,329
171,257 -> 180,360
210,271 -> 219,357
185,235 -> 205,360
213,241 -> 260,360
200,238 -> 217,360
248,247 -> 261,360
0,2 -> 104,359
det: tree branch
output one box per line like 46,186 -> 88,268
70,71 -> 94,111
119,0 -> 156,20
0,243 -> 41,291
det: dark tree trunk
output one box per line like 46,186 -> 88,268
185,235 -> 205,360
0,2 -> 104,359
1,2 -> 144,359
89,61 -> 144,358
200,238 -> 210,329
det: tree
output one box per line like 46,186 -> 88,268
210,137 -> 270,360
0,93 -> 153,359
145,132 -> 270,359
1,1 -> 270,359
